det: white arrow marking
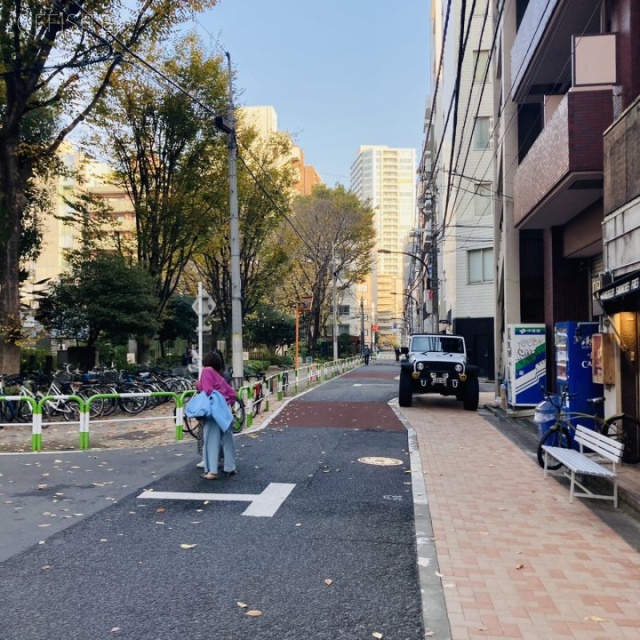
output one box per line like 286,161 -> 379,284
137,482 -> 296,517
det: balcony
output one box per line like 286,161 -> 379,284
511,0 -> 601,102
513,89 -> 613,229
602,94 -> 640,277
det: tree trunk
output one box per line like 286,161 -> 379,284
0,136 -> 26,374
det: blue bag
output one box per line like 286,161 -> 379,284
185,391 -> 212,419
208,391 -> 233,432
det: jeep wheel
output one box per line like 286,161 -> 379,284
462,376 -> 479,411
398,370 -> 413,407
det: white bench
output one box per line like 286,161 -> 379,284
542,424 -> 625,507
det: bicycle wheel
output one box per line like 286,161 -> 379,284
537,424 -> 573,470
231,397 -> 246,433
78,386 -> 104,418
62,399 -> 81,422
119,385 -> 147,415
182,415 -> 202,439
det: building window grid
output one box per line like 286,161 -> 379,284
468,247 -> 494,284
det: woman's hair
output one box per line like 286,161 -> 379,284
202,351 -> 224,373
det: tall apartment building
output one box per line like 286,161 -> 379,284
239,106 -> 323,196
351,145 -> 417,348
425,0 -> 495,378
493,0 -> 640,418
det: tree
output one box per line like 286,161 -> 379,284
87,34 -> 229,355
0,1 -> 219,373
244,304 -> 295,353
36,254 -> 159,348
193,122 -> 296,347
283,185 -> 376,351
157,295 -> 198,357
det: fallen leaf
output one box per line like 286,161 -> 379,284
424,632 -> 435,637
156,507 -> 166,513
515,564 -> 524,570
237,602 -> 248,608
585,615 -> 607,622
246,610 -> 262,617
372,633 -> 383,639
111,627 -> 120,633
435,571 -> 444,577
324,579 -> 333,586
180,543 -> 197,549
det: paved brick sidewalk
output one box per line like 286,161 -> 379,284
398,392 -> 640,640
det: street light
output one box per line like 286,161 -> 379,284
390,292 -> 419,334
378,249 -> 429,332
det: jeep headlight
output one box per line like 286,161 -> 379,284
416,362 -> 424,371
455,364 -> 463,372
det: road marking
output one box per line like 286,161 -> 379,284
137,482 -> 295,517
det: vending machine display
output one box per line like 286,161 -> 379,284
554,321 -> 603,425
506,324 -> 546,407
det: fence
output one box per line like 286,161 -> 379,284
0,356 -> 362,451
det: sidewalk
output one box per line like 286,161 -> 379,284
398,391 -> 640,640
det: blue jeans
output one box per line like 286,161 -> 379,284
202,418 -> 236,474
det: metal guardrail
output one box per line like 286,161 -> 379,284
0,356 -> 363,451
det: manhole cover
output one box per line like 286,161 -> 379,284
358,456 -> 403,466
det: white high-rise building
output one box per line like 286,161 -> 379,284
351,145 -> 417,348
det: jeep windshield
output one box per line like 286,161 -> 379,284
411,336 -> 464,354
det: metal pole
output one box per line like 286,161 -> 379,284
197,281 -> 203,376
431,193 -> 440,333
295,304 -> 299,369
360,297 -> 365,355
332,243 -> 338,361
225,52 -> 244,388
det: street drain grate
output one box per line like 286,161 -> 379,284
358,456 -> 403,466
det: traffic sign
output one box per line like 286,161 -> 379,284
192,290 -> 215,317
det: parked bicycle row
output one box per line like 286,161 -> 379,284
0,366 -> 196,424
0,362 -> 292,430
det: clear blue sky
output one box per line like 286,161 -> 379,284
194,0 -> 431,187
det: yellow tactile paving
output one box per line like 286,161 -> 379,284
399,393 -> 640,640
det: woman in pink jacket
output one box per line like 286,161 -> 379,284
197,351 -> 237,480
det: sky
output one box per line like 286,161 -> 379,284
192,0 -> 431,187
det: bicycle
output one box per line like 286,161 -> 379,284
535,388 -> 639,470
280,365 -> 289,396
246,371 -> 267,417
182,394 -> 246,438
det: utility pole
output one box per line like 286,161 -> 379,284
215,52 -> 243,388
429,190 -> 440,333
360,297 -> 365,355
332,243 -> 338,361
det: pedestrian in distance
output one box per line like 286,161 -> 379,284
363,345 -> 370,366
196,351 -> 238,480
181,347 -> 193,367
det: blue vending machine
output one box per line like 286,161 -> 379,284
554,321 -> 603,428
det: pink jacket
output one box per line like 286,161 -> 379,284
196,367 -> 237,406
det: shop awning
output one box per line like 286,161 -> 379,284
594,270 -> 640,313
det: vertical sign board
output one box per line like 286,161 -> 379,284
507,324 -> 546,407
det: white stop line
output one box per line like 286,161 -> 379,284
137,482 -> 296,517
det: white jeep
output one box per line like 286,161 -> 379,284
398,334 -> 479,411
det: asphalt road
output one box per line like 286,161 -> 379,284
0,361 -> 430,640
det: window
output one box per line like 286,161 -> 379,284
474,51 -> 489,83
473,117 -> 491,149
338,305 -> 350,316
474,183 -> 492,217
468,248 -> 494,283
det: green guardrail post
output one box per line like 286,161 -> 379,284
246,386 -> 254,428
